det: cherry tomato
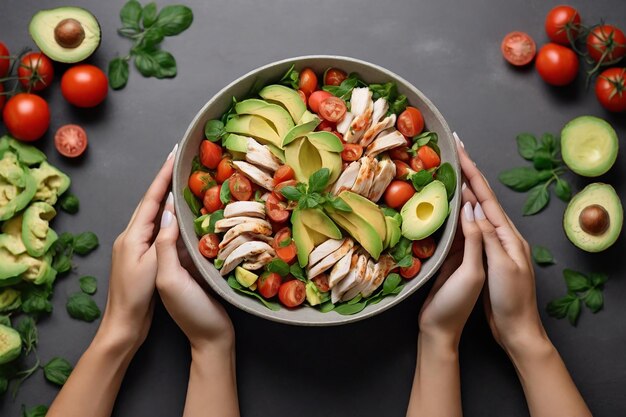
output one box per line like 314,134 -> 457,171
0,84 -> 5,113
316,119 -> 335,132
0,42 -> 11,78
412,237 -> 436,259
312,273 -> 330,292
319,97 -> 347,122
501,31 -> 537,66
18,52 -> 54,91
595,67 -> 626,113
394,160 -> 411,179
3,93 -> 50,142
400,257 -> 422,279
545,6 -> 581,45
188,171 -> 214,198
410,155 -> 425,171
54,124 -> 88,158
216,157 -> 234,183
227,173 -> 252,201
586,25 -> 626,64
299,68 -> 318,96
273,227 -> 297,264
535,43 -> 579,86
258,272 -> 282,298
397,107 -> 425,137
389,147 -> 410,162
61,64 -> 108,107
199,140 -> 222,169
200,207 -> 208,215
297,89 -> 307,103
266,193 -> 289,223
417,146 -> 440,169
203,185 -> 224,213
278,280 -> 306,307
274,165 -> 295,184
341,143 -> 363,162
324,68 -> 347,86
308,90 -> 333,113
274,179 -> 298,202
384,180 -> 415,209
198,234 -> 220,259
332,131 -> 344,142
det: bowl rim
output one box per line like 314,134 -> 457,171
173,55 -> 461,326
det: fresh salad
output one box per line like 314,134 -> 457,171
183,64 -> 456,314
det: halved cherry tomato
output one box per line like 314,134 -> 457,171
341,143 -> 363,162
297,89 -> 307,103
229,173 -> 252,201
324,68 -> 347,86
394,160 -> 411,179
273,227 -> 297,264
266,193 -> 290,223
299,68 -> 318,96
200,207 -> 208,215
203,185 -> 224,213
258,272 -> 282,298
410,155 -> 425,171
312,273 -> 330,292
308,90 -> 333,113
188,171 -> 214,198
198,234 -> 220,259
384,181 -> 415,209
274,179 -> 298,201
278,280 -> 306,307
417,146 -> 440,169
199,140 -> 222,169
316,119 -> 335,132
332,131 -> 343,142
216,157 -> 234,183
586,25 -> 626,64
397,107 -> 424,137
54,124 -> 88,158
0,42 -> 9,78
501,31 -> 537,66
389,147 -> 410,162
274,165 -> 295,184
545,6 -> 581,45
319,97 -> 347,122
400,257 -> 422,279
412,237 -> 436,259
18,52 -> 54,91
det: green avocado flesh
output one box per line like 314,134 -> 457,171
400,180 -> 449,240
0,324 -> 22,365
561,116 -> 618,178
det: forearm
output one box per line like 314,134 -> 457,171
406,333 -> 462,417
184,344 -> 239,417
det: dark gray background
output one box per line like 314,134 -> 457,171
1,0 -> 625,415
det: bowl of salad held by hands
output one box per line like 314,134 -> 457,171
173,56 -> 460,326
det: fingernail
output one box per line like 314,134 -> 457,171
165,191 -> 174,208
461,182 -> 467,191
474,202 -> 486,220
463,201 -> 474,222
167,143 -> 179,160
453,132 -> 465,148
161,209 -> 173,227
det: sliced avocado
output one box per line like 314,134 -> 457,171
284,137 -> 342,185
0,215 -> 27,255
338,191 -> 387,239
319,149 -> 343,186
29,6 -> 101,63
193,214 -> 212,236
299,208 -> 342,239
20,251 -> 56,285
325,206 -> 383,259
22,202 -> 58,257
0,246 -> 29,282
235,99 -> 295,138
307,227 -> 332,246
400,180 -> 449,240
0,152 -> 38,221
235,266 -> 258,288
259,84 -> 307,124
384,216 -> 402,249
225,115 -> 282,148
30,161 -> 71,205
266,143 -> 286,163
0,136 -> 46,165
282,112 -> 320,147
0,324 -> 22,365
0,288 -> 21,313
223,133 -> 248,153
292,208 -> 315,267
305,281 -> 323,306
307,131 -> 344,152
561,116 -> 618,177
563,183 -> 623,253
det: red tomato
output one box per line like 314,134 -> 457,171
0,42 -> 9,78
389,147 -> 410,162
400,257 -> 422,279
397,107 -> 425,137
319,97 -> 347,122
3,93 -> 50,141
0,84 -> 5,113
188,171 -> 214,198
216,157 -> 234,183
273,227 -> 297,264
312,273 -> 330,292
324,68 -> 347,86
316,119 -> 335,132
595,67 -> 626,112
228,173 -> 252,201
203,185 -> 224,213
586,25 -> 626,64
199,140 -> 222,169
18,52 -> 54,91
274,165 -> 295,184
258,272 -> 282,298
299,68 -> 318,96
54,124 -> 88,158
535,43 -> 579,86
384,181 -> 415,209
409,155 -> 425,171
297,89 -> 307,103
545,6 -> 581,45
332,131 -> 344,142
198,234 -> 220,259
266,193 -> 289,223
308,90 -> 333,113
501,31 -> 537,66
341,144 -> 363,161
274,179 -> 298,202
278,280 -> 306,307
394,160 -> 411,179
417,146 -> 440,169
61,64 -> 108,107
412,237 -> 437,259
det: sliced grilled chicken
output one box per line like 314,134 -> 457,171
331,253 -> 360,304
361,255 -> 397,297
221,241 -> 275,276
338,254 -> 369,302
246,138 -> 282,172
350,156 -> 376,196
344,88 -> 373,143
361,156 -> 378,197
309,238 -> 345,267
350,87 -> 372,117
365,129 -> 406,157
241,252 -> 273,270
219,220 -> 272,248
328,247 -> 354,288
368,157 -> 397,202
360,114 -> 396,147
336,111 -> 354,135
218,233 -> 273,260
331,160 -> 360,194
232,161 -> 274,190
214,216 -> 263,233
370,97 -> 388,125
307,239 -> 354,279
224,201 -> 265,218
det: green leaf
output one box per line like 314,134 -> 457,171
410,169 -> 433,191
140,27 -> 165,48
204,120 -> 225,142
120,0 -> 143,30
278,236 -> 292,247
555,178 -> 572,202
280,185 -> 302,201
566,297 -> 581,325
546,293 -> 577,319
289,263 -> 306,282
322,73 -> 362,100
141,2 -> 158,27
220,96 -> 238,125
563,269 -> 590,293
498,167 -> 551,192
397,255 -> 413,268
434,162 -> 457,200
583,288 -> 603,313
134,49 -> 177,79
154,5 -> 193,36
523,184 -> 549,216
532,149 -> 553,170
390,237 -> 412,263
326,196 -> 352,212
541,133 -> 557,153
266,259 -> 290,277
52,253 -> 72,274
381,206 -> 400,219
207,209 -> 224,234
73,232 -> 99,255
43,357 -> 73,386
369,82 -> 397,100
227,276 -> 280,311
382,273 -> 401,295
389,94 -> 407,115
531,246 -> 554,266
16,316 -> 38,354
214,258 -> 224,269
0,376 -> 7,395
278,63 -> 300,90
0,315 -> 10,326
183,187 -> 202,215
108,57 -> 130,90
79,276 -> 97,295
66,293 -> 101,322
308,168 -> 330,194
220,179 -> 231,205
589,273 -> 608,288
413,131 -> 438,147
21,405 -> 48,417
59,193 -> 79,214
21,286 -> 53,315
334,301 -> 367,315
318,301 -> 335,313
516,133 -> 538,160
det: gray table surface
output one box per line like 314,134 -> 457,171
1,0 -> 625,416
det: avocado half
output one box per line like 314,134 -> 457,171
561,116 -> 618,177
563,183 -> 623,252
29,7 -> 101,63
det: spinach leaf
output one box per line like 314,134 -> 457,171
79,276 -> 97,295
382,273 -> 402,295
435,162 -> 457,200
278,63 -> 299,90
322,73 -> 362,100
334,301 -> 367,315
204,120 -> 225,142
227,276 -> 280,311
21,405 -> 49,417
289,263 -> 307,282
66,293 -> 101,322
410,169 -> 434,192
531,246 -> 554,266
108,57 -> 130,90
266,259 -> 290,277
73,232 -> 99,255
207,209 -> 224,234
60,193 -> 80,214
43,357 -> 73,386
220,179 -> 232,205
183,186 -> 202,215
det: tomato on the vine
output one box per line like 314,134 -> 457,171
586,25 -> 626,64
535,43 -> 579,86
0,42 -> 10,78
61,64 -> 108,107
545,6 -> 581,45
595,67 -> 626,112
2,93 -> 50,142
18,52 -> 54,91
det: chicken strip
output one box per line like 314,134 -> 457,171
365,129 -> 406,157
328,247 -> 354,288
359,114 -> 396,147
307,239 -> 354,279
370,97 -> 388,125
221,241 -> 275,276
350,87 -> 372,116
338,254 -> 369,302
344,88 -> 373,143
342,258 -> 375,301
350,156 -> 376,196
232,161 -> 274,190
331,253 -> 360,304
361,255 -> 397,298
214,216 -> 263,233
246,137 -> 282,173
309,238 -> 346,267
241,252 -> 274,270
336,111 -> 354,135
331,160 -> 360,195
219,220 -> 272,248
223,201 -> 265,218
368,157 -> 397,202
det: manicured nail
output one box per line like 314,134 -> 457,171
165,191 -> 174,208
474,202 -> 486,220
463,202 -> 474,222
167,143 -> 179,160
461,182 -> 467,191
161,210 -> 173,227
453,132 -> 465,148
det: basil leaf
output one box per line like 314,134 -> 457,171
66,293 -> 101,322
413,131 -> 438,147
389,94 -> 407,115
584,288 -> 603,313
566,297 -> 581,325
73,232 -> 99,255
43,357 -> 73,386
108,57 -> 130,90
289,263 -> 306,282
16,316 -> 38,354
390,237 -> 412,263
532,149 -> 553,170
191,155 -> 206,172
531,246 -> 554,266
323,73 -> 361,100
227,277 -> 280,311
381,206 -> 400,219
21,285 -> 53,315
541,133 -> 557,153
21,405 -> 48,417
280,185 -> 302,201
141,2 -> 158,27
516,133 -> 538,160
154,5 -> 193,36
79,276 -> 97,295
589,273 -> 608,288
347,294 -> 363,305
522,184 -> 549,216
334,301 -> 367,315
555,178 -> 571,201
563,269 -> 590,293
279,63 -> 300,90
120,0 -> 143,30
60,193 -> 79,214
140,27 -> 165,48
308,168 -> 330,193
52,253 -> 72,274
183,187 -> 202,215
327,196 -> 352,212
204,120 -> 225,142
435,162 -> 457,200
220,96 -> 238,125
397,255 -> 413,268
266,259 -> 289,277
207,209 -> 224,234
382,273 -> 401,295
369,82 -> 397,100
134,49 -> 177,78
220,179 -> 231,205
498,167 -> 551,192
546,293 -> 577,319
410,169 -> 433,191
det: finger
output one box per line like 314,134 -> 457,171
473,202 -> 509,260
460,201 -> 483,268
155,192 -> 183,286
461,181 -> 478,206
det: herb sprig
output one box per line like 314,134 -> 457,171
547,269 -> 607,326
280,168 -> 352,212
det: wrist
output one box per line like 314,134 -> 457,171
418,332 -> 459,362
94,313 -> 146,356
502,327 -> 555,365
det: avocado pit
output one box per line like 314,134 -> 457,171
54,18 -> 85,48
579,204 -> 610,236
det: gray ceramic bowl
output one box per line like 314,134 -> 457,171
173,55 -> 460,326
